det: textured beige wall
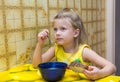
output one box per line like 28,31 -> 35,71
0,0 -> 106,71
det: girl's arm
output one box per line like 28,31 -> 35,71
82,48 -> 116,80
32,44 -> 55,68
32,42 -> 42,68
32,29 -> 55,68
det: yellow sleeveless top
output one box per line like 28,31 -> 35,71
55,43 -> 90,65
55,43 -> 91,79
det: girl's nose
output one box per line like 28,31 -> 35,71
55,30 -> 61,35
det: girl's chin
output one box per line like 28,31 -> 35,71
56,42 -> 64,45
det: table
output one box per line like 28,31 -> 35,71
0,64 -> 120,82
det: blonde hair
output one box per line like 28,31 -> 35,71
54,8 -> 87,46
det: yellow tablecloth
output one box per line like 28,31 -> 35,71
0,64 -> 120,82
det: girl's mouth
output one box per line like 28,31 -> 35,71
56,38 -> 63,43
56,38 -> 62,41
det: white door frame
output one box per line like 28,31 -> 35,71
106,0 -> 115,64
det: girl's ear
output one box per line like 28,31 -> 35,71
74,29 -> 80,38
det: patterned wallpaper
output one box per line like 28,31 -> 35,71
0,0 -> 106,71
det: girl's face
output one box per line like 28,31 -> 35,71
53,18 -> 79,46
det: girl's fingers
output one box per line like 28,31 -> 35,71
38,29 -> 49,40
87,66 -> 94,71
39,35 -> 45,40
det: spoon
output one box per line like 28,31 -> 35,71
47,35 -> 53,45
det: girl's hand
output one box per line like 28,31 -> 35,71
83,66 -> 101,80
38,29 -> 49,46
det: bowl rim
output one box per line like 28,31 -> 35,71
38,61 -> 67,69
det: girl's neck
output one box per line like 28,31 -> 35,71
63,43 -> 78,54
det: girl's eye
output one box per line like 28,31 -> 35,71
54,28 -> 57,32
60,27 -> 66,31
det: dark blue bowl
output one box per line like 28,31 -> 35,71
38,62 -> 67,82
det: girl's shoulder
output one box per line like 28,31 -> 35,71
73,44 -> 91,65
78,44 -> 91,59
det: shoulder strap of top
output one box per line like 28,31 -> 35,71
79,44 -> 90,56
78,44 -> 90,65
55,43 -> 59,57
55,43 -> 63,57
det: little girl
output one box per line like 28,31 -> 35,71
32,8 -> 116,80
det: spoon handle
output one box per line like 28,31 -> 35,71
47,35 -> 52,45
